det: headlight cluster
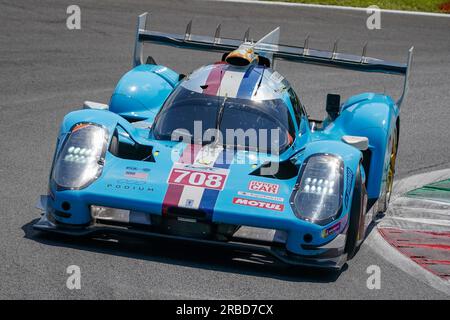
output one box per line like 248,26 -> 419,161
52,123 -> 108,189
291,154 -> 343,225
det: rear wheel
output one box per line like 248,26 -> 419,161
378,124 -> 398,213
345,168 -> 366,260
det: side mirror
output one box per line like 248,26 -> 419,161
326,94 -> 341,120
342,135 -> 369,151
83,101 -> 109,110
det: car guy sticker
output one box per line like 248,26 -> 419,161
248,180 -> 279,194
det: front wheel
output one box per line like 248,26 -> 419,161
345,168 -> 367,260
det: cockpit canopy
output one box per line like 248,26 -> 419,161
152,63 -> 296,153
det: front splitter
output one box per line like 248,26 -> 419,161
33,212 -> 347,270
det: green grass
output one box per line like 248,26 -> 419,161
272,0 -> 450,13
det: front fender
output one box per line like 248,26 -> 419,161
335,93 -> 399,199
109,64 -> 178,122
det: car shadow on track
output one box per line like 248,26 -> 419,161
22,219 -> 347,283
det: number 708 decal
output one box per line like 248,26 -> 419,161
168,164 -> 229,190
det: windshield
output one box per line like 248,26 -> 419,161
152,86 -> 295,153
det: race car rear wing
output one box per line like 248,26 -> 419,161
133,12 -> 413,107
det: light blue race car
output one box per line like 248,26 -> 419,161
34,13 -> 414,270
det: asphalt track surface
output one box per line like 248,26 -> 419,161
1,0 -> 449,299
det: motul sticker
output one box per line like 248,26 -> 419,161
248,180 -> 279,194
232,197 -> 284,211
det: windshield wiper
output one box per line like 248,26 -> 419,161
253,66 -> 265,97
216,94 -> 227,130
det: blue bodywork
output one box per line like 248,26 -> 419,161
34,48 -> 401,270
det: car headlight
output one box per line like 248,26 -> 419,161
52,123 -> 108,189
291,154 -> 344,225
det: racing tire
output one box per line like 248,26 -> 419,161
345,167 -> 366,260
377,123 -> 399,214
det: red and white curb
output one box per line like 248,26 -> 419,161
367,169 -> 450,295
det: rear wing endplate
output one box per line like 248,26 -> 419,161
133,12 -> 413,107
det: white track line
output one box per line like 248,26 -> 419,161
366,169 -> 450,295
213,0 -> 450,18
386,216 -> 450,227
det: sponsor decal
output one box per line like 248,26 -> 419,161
248,180 -> 279,194
237,191 -> 284,202
269,71 -> 284,84
106,183 -> 153,192
168,163 -> 228,190
124,171 -> 148,180
232,197 -> 284,212
154,66 -> 168,74
184,199 -> 194,208
123,166 -> 150,180
182,164 -> 221,172
162,145 -> 235,220
126,166 -> 151,172
322,222 -> 341,238
196,156 -> 214,165
345,168 -> 354,207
